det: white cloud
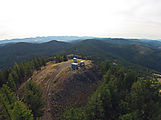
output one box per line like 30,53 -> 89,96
0,0 -> 161,40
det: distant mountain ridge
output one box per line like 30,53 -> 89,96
1,36 -> 161,48
0,38 -> 161,72
0,36 -> 96,45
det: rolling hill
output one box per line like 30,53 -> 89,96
0,38 -> 161,72
1,38 -> 161,120
98,38 -> 161,49
0,40 -> 72,69
68,39 -> 161,72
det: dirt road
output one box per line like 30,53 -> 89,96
17,60 -> 100,120
17,60 -> 101,120
41,60 -> 72,120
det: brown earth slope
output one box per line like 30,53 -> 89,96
18,60 -> 101,120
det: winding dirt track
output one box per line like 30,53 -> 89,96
17,60 -> 100,120
41,60 -> 72,120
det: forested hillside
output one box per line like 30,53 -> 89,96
68,39 -> 161,72
62,61 -> 161,120
0,39 -> 161,73
0,56 -> 47,119
98,38 -> 161,49
0,0 -> 161,119
0,40 -> 71,69
0,39 -> 161,119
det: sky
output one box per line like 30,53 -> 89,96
0,0 -> 161,40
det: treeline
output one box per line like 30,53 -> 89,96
0,80 -> 45,120
0,57 -> 46,91
0,54 -> 70,120
62,61 -> 161,120
47,55 -> 68,63
0,84 -> 33,120
0,56 -> 47,120
0,54 -> 69,91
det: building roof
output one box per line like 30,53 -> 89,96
80,61 -> 84,63
71,63 -> 78,65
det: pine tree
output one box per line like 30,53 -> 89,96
130,79 -> 161,120
63,55 -> 68,61
123,70 -> 137,91
101,61 -> 110,73
41,57 -> 46,66
7,73 -> 17,91
0,70 -> 9,87
0,84 -> 16,119
11,101 -> 33,120
24,80 -> 45,118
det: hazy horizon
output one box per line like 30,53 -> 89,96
0,35 -> 160,42
0,0 -> 161,40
